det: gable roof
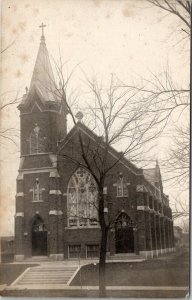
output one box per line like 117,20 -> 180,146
59,121 -> 143,176
59,121 -> 170,204
143,168 -> 158,184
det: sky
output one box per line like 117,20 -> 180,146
0,0 -> 189,236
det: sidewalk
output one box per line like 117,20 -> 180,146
2,285 -> 188,298
1,250 -> 188,298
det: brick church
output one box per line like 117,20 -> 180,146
14,29 -> 175,261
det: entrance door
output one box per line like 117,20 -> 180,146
115,213 -> 134,253
32,216 -> 47,256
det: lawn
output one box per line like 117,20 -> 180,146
71,250 -> 189,287
0,263 -> 39,285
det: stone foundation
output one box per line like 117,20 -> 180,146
14,254 -> 25,261
49,254 -> 64,261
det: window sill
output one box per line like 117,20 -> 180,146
22,152 -> 52,157
65,226 -> 100,230
32,200 -> 43,203
116,196 -> 128,198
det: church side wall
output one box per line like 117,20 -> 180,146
58,133 -> 175,259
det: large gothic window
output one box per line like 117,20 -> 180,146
29,124 -> 46,154
67,168 -> 98,228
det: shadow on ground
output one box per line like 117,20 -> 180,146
0,264 -> 39,285
71,249 -> 189,287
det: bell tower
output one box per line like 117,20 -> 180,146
18,23 -> 67,155
15,25 -> 66,261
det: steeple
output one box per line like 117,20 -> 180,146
18,25 -> 68,155
22,23 -> 59,105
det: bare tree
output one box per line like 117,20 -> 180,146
34,49 -> 180,294
119,70 -> 189,127
45,59 -> 164,296
165,124 -> 189,186
146,0 -> 191,36
121,0 -> 191,210
0,39 -> 20,148
0,93 -> 20,148
119,69 -> 189,176
172,199 -> 189,220
142,0 -> 190,205
1,39 -> 16,54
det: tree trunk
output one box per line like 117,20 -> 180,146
99,226 -> 108,297
98,184 -> 108,297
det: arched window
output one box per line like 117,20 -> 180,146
32,215 -> 46,232
29,124 -> 46,154
116,173 -> 128,197
115,212 -> 132,229
33,178 -> 42,202
67,167 -> 98,228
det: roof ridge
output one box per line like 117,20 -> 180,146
59,121 -> 140,174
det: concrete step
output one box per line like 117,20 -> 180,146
108,254 -> 144,260
24,270 -> 75,272
25,256 -> 50,261
25,273 -> 76,276
21,276 -> 74,280
11,265 -> 79,287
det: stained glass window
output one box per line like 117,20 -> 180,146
115,213 -> 132,229
67,168 -> 98,228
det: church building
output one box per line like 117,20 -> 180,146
14,29 -> 175,261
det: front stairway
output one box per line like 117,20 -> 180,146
11,264 -> 79,287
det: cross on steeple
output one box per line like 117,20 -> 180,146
39,22 -> 47,39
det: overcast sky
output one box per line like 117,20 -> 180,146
0,0 -> 189,236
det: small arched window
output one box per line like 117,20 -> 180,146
33,178 -> 42,202
117,173 -> 128,197
29,124 -> 46,154
67,167 -> 98,228
32,215 -> 46,232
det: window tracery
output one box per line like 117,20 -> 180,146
117,173 -> 128,197
115,212 -> 132,229
67,168 -> 98,228
32,215 -> 46,232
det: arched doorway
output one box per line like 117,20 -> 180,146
115,213 -> 134,253
31,215 -> 47,256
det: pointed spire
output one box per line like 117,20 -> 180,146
155,158 -> 160,183
26,24 -> 59,103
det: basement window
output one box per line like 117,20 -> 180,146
86,244 -> 99,258
68,245 -> 81,258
